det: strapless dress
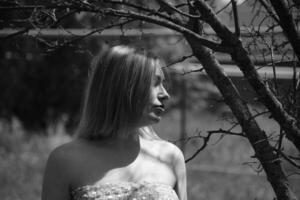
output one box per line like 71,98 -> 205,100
71,181 -> 179,200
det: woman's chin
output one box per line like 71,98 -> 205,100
145,114 -> 161,124
150,114 -> 162,123
138,113 -> 163,127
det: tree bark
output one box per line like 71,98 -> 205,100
269,0 -> 300,62
193,0 -> 300,153
185,33 -> 298,200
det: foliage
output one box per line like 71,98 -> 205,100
0,38 -> 90,130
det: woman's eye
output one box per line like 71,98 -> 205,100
154,77 -> 161,86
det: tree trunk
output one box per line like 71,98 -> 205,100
269,0 -> 300,62
193,0 -> 300,153
184,34 -> 298,200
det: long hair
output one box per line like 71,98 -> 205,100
76,45 -> 163,139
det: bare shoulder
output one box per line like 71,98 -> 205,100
44,141 -> 77,180
142,137 -> 185,166
163,140 -> 183,156
42,141 -> 78,200
157,140 -> 187,200
46,139 -> 92,176
147,139 -> 187,200
162,140 -> 185,168
140,127 -> 184,163
48,141 -> 77,163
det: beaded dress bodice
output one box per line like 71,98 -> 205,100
71,182 -> 179,200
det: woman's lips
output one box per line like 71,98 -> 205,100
153,106 -> 165,115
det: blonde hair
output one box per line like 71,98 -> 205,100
76,45 -> 163,139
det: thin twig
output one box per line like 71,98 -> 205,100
2,26 -> 31,39
45,18 -> 135,51
103,0 -> 183,25
51,9 -> 78,27
1,4 -> 234,53
216,1 -> 231,15
185,131 -> 214,163
164,54 -> 194,68
272,147 -> 300,169
155,0 -> 201,18
257,0 -> 280,24
182,67 -> 204,75
185,128 -> 245,163
231,0 -> 241,37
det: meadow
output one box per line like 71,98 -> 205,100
1,107 -> 299,200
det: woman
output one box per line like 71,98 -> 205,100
42,45 -> 187,200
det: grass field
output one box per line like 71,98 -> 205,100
1,108 -> 299,200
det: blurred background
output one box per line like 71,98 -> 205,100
1,0 -> 299,200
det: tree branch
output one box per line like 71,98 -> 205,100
155,0 -> 201,18
2,26 -> 32,40
185,128 -> 247,163
272,147 -> 300,169
185,131 -> 215,163
164,54 -> 194,68
44,18 -> 136,51
257,0 -> 280,24
98,8 -> 232,52
193,0 -> 300,153
185,4 -> 298,198
1,4 -> 234,53
216,1 -> 231,15
231,0 -> 240,37
269,0 -> 300,62
103,0 -> 184,25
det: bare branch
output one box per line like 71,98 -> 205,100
155,0 -> 201,18
257,0 -> 280,24
164,54 -> 194,68
44,18 -> 135,51
97,8 -> 232,52
103,0 -> 184,25
269,0 -> 300,62
185,131 -> 215,163
51,9 -> 78,28
208,129 -> 245,137
2,26 -> 32,39
216,1 -> 231,15
185,128 -> 245,163
272,147 -> 300,169
0,5 -> 69,11
231,0 -> 241,37
193,0 -> 300,152
289,155 -> 300,161
1,4 -> 233,53
243,161 -> 265,174
286,172 -> 300,178
181,67 -> 204,75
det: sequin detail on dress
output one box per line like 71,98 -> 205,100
71,182 -> 179,200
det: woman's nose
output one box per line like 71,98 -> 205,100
158,85 -> 170,101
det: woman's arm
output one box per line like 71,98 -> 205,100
42,146 -> 71,200
172,145 -> 187,200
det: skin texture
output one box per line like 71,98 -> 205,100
42,67 -> 187,200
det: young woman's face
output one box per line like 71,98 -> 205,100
140,67 -> 170,126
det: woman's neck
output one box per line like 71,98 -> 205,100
101,128 -> 141,149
